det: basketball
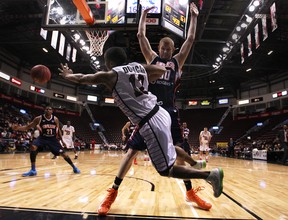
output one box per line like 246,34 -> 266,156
30,65 -> 51,84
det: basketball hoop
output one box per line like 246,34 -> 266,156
86,29 -> 109,57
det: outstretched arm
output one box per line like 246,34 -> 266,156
12,116 -> 41,132
59,63 -> 116,91
174,2 -> 199,68
137,6 -> 158,64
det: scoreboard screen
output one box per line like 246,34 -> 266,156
126,0 -> 161,14
162,0 -> 189,38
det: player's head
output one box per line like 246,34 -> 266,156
183,122 -> 187,128
104,47 -> 127,70
158,37 -> 175,60
44,106 -> 53,116
204,127 -> 208,131
67,121 -> 71,126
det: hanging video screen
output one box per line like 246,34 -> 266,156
162,0 -> 189,38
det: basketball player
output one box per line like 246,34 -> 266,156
199,127 -> 212,162
12,106 -> 80,176
62,120 -> 79,159
59,47 -> 224,216
97,3 -> 211,214
182,122 -> 193,155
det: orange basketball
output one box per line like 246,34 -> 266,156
30,65 -> 51,84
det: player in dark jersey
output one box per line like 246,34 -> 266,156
12,106 -> 80,176
182,122 -> 193,155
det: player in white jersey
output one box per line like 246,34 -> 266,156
199,127 -> 212,161
59,47 -> 224,216
62,121 -> 78,159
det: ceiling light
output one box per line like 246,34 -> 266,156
222,47 -> 229,52
253,0 -> 260,7
249,5 -> 255,12
246,68 -> 252,72
79,39 -> 86,46
219,87 -> 224,90
216,57 -> 221,62
241,23 -> 248,28
74,33 -> 80,41
42,48 -> 48,53
246,16 -> 253,23
236,26 -> 241,31
232,34 -> 238,40
267,50 -> 273,55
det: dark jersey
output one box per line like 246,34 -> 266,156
149,56 -> 181,107
39,115 -> 57,137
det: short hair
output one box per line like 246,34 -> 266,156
104,47 -> 127,66
159,37 -> 174,47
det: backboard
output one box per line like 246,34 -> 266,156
43,0 -> 189,38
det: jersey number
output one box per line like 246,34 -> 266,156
129,74 -> 148,97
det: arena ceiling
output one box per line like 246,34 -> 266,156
0,0 -> 287,101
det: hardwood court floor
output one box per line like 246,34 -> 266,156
0,150 -> 287,220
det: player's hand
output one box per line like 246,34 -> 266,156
190,2 -> 199,16
58,63 -> 73,78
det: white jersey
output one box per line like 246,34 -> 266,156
112,62 -> 158,125
62,125 -> 75,148
199,130 -> 211,151
112,62 -> 176,172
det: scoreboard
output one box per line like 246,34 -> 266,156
44,0 -> 189,38
162,0 -> 189,38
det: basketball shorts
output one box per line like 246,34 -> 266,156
199,144 -> 210,152
139,106 -> 176,173
32,136 -> 64,156
62,137 -> 74,148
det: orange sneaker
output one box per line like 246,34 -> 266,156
186,186 -> 212,210
97,188 -> 118,216
134,158 -> 138,165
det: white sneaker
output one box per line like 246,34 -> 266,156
206,168 -> 224,198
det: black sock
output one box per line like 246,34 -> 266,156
30,151 -> 37,163
64,156 -> 75,169
112,176 -> 123,190
184,180 -> 192,191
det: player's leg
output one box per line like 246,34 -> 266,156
168,108 -> 211,210
49,137 -> 80,173
22,144 -> 38,177
98,131 -> 145,216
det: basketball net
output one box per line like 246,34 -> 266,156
86,30 -> 109,57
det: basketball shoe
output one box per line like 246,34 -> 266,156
73,167 -> 80,174
206,168 -> 224,198
186,186 -> 212,210
22,169 -> 37,177
98,188 -> 118,216
193,160 -> 206,169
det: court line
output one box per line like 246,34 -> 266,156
222,191 -> 262,220
175,179 -> 199,217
